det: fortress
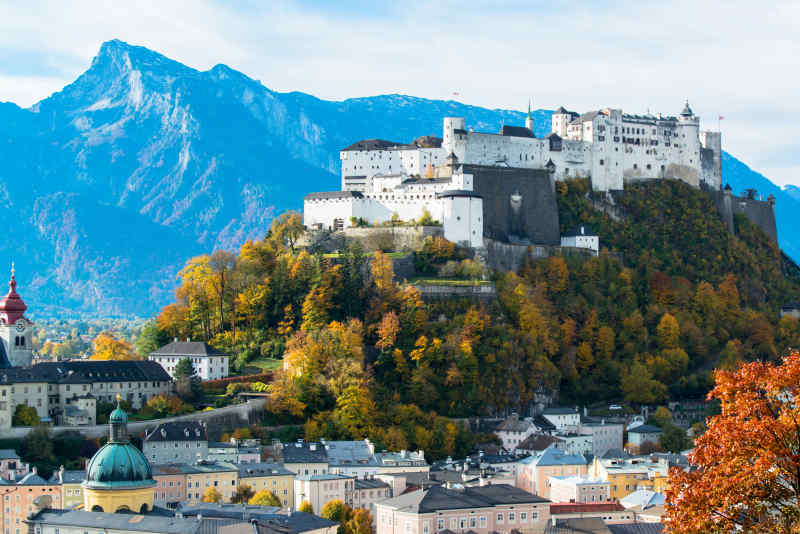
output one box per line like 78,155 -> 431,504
304,102 -> 772,250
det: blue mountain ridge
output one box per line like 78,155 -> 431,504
0,39 -> 794,316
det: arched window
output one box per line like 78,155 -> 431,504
91,505 -> 104,512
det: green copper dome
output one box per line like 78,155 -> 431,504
84,442 -> 155,489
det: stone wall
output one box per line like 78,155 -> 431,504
711,189 -> 778,242
464,165 -> 561,246
343,226 -> 443,252
412,283 -> 497,300
4,398 -> 268,440
484,239 -> 596,272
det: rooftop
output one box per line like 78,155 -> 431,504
627,424 -> 663,434
378,484 -> 548,514
145,421 -> 208,443
27,510 -> 201,534
0,360 -> 171,385
150,341 -> 228,358
280,442 -> 328,464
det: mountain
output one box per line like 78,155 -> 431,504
0,39 -> 794,316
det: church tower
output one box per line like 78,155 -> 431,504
525,100 -> 534,132
0,265 -> 33,368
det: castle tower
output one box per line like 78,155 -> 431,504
677,100 -> 701,176
525,100 -> 534,132
0,265 -> 33,368
83,395 -> 156,513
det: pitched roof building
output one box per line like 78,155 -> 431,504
149,341 -> 230,381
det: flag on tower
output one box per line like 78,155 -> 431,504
719,115 -> 725,120
452,92 -> 460,97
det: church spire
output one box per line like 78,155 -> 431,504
525,98 -> 534,132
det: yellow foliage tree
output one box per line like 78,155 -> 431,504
249,489 -> 281,507
90,332 -> 138,361
298,500 -> 313,513
202,486 -> 223,503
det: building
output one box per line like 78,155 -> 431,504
374,484 -> 550,534
237,463 -> 295,509
780,302 -> 800,319
626,425 -> 663,451
152,465 -> 188,507
0,468 -> 62,534
559,434 -> 593,457
143,422 -> 208,465
25,510 -> 203,534
548,503 -> 635,526
176,505 -> 339,534
541,408 -> 580,432
0,450 -> 28,482
63,394 -> 96,426
560,226 -> 599,256
294,474 -> 354,513
549,476 -> 610,504
149,341 -> 230,381
516,448 -> 588,498
325,440 -> 427,477
183,462 -> 239,503
280,442 -> 328,477
352,477 -> 392,512
49,468 -> 85,510
0,360 -> 172,429
374,450 -> 429,474
495,414 -> 537,451
589,457 -> 669,501
0,267 -> 33,368
516,434 -> 566,455
578,422 -> 624,458
208,439 -> 262,464
82,398 -> 157,513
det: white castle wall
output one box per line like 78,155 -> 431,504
441,195 -> 483,248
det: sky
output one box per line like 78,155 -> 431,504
1,0 -> 798,186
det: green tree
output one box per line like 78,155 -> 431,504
660,423 -> 691,453
135,320 -> 170,357
20,426 -> 54,463
230,484 -> 255,504
12,404 -> 40,426
650,406 -> 673,428
174,357 -> 195,378
249,489 -> 281,507
621,363 -> 667,405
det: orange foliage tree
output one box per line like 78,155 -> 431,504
665,351 -> 800,533
90,332 -> 139,361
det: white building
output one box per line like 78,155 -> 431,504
561,225 -> 599,255
148,341 -> 229,381
579,421 -> 624,457
559,434 -> 594,457
495,414 -> 537,451
542,408 -> 581,432
294,474 -> 355,512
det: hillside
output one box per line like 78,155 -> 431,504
145,182 -> 800,453
0,39 -> 793,316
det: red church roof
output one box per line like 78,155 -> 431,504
0,266 -> 27,324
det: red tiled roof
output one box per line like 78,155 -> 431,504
550,502 -> 624,514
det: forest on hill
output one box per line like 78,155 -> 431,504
142,179 -> 800,456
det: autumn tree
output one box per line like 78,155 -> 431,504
298,500 -> 313,513
249,489 -> 281,507
345,509 -> 374,534
12,405 -> 39,426
621,362 -> 667,405
321,499 -> 349,523
202,486 -> 223,503
90,332 -> 138,361
665,352 -> 800,533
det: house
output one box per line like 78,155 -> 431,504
149,340 -> 230,381
208,438 -> 262,464
143,421 -> 209,465
579,421 -> 624,457
559,434 -> 593,457
0,467 -> 62,533
49,467 -> 84,509
541,408 -> 580,432
63,394 -> 96,426
589,457 -> 669,500
516,434 -> 566,455
543,517 -> 664,533
548,503 -> 635,526
549,476 -> 610,504
353,476 -> 393,512
176,505 -> 339,534
560,225 -> 599,255
374,484 -> 550,534
237,462 -> 295,509
294,474 -> 355,513
780,302 -> 800,319
626,425 -> 663,451
495,414 -> 537,451
516,448 -> 588,498
25,510 -> 203,534
0,449 -> 29,481
182,461 -> 240,503
152,465 -> 189,506
280,441 -> 329,477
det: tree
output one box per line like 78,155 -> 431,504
659,423 -> 690,453
135,320 -> 170,357
202,486 -> 223,503
321,499 -> 348,523
20,426 -> 54,463
231,484 -> 255,504
650,406 -> 672,428
90,332 -> 138,361
665,351 -> 800,533
345,509 -> 374,534
174,357 -> 195,378
656,313 -> 680,349
298,500 -> 313,513
12,404 -> 40,426
621,363 -> 667,405
249,489 -> 281,507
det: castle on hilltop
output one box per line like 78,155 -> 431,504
304,103 -> 734,249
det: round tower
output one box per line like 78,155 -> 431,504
678,100 -> 700,172
525,100 -> 534,133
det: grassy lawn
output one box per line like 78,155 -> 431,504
247,357 -> 284,371
410,278 -> 494,287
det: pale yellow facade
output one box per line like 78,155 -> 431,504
83,485 -> 155,514
239,473 -> 294,509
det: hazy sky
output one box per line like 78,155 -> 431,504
1,0 -> 798,186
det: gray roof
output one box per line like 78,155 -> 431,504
499,125 -> 534,138
517,434 -> 565,451
542,407 -> 578,415
600,448 -> 632,460
342,137 -> 441,152
304,191 -> 364,200
608,525 -> 664,534
150,341 -> 228,358
145,421 -> 208,443
178,507 -> 336,534
17,471 -> 50,485
545,518 -> 611,533
237,463 -> 294,478
628,424 -> 663,434
531,448 -> 587,467
325,440 -> 379,467
2,360 -> 171,385
0,449 -> 20,460
50,469 -> 86,484
436,190 -> 482,199
354,478 -> 391,490
379,484 -> 548,514
280,442 -> 328,464
563,225 -> 597,237
569,110 -> 603,125
27,510 -> 202,534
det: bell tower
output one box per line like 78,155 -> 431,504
0,264 -> 33,368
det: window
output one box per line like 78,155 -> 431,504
531,511 -> 539,520
469,517 -> 476,528
497,513 -> 504,523
437,519 -> 444,531
449,519 -> 457,529
520,512 -> 528,523
599,159 -> 604,166
479,516 -> 487,528
508,512 -> 515,522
